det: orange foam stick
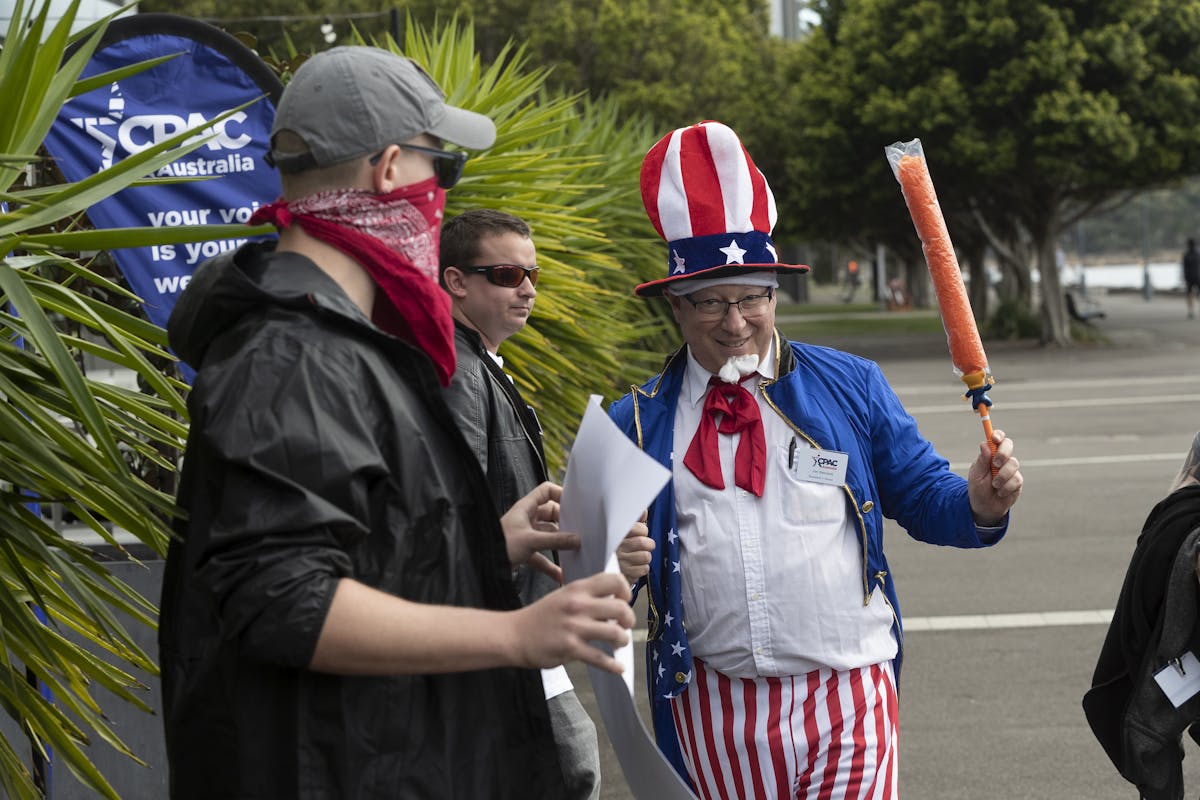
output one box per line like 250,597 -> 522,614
893,152 -> 987,376
887,139 -> 998,470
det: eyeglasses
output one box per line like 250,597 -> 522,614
459,264 -> 540,288
369,143 -> 469,189
683,288 -> 774,319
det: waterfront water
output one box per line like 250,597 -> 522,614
1066,261 -> 1185,291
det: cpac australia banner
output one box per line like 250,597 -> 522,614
43,13 -> 283,337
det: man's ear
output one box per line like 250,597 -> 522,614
370,144 -> 402,193
442,266 -> 469,299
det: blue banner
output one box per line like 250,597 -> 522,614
43,14 -> 282,348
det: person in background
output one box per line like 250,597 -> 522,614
440,208 -> 603,799
1182,238 -> 1199,319
611,120 -> 1023,799
842,258 -> 860,303
159,46 -> 633,799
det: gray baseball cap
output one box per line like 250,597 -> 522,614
267,46 -> 496,173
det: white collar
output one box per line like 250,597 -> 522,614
682,338 -> 776,408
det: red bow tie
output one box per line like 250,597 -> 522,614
683,378 -> 766,496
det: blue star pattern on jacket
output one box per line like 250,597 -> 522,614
656,525 -> 693,700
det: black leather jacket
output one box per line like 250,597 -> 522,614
441,321 -> 556,604
443,322 -> 557,604
160,243 -> 565,799
444,323 -> 547,507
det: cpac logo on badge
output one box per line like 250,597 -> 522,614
794,446 -> 848,487
68,83 -> 254,172
811,454 -> 841,470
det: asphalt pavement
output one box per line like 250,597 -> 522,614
580,287 -> 1200,800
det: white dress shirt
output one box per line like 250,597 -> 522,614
672,341 -> 898,679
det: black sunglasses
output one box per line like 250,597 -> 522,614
369,143 -> 469,189
459,264 -> 539,288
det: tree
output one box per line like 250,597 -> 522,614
1070,176 -> 1200,259
511,0 -> 771,128
772,0 -> 1200,344
149,0 -> 777,133
136,0 -> 397,54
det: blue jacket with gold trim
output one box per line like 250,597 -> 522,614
608,331 -> 1008,784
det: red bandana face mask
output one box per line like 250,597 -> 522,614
250,177 -> 457,385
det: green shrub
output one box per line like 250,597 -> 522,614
982,299 -> 1041,340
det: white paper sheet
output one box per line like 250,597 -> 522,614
559,395 -> 669,583
558,395 -> 697,799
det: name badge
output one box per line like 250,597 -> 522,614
1154,652 -> 1200,708
788,440 -> 849,487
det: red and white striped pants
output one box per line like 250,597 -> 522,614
670,659 -> 899,800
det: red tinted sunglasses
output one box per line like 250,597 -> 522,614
459,264 -> 539,288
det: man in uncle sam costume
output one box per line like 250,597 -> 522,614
608,121 -> 1024,799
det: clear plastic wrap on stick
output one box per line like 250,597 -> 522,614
885,138 -> 989,380
886,138 -> 999,472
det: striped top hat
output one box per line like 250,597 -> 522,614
635,120 -> 809,297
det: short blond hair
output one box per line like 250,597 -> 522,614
272,130 -> 373,198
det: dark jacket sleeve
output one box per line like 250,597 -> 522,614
442,352 -> 491,476
190,336 -> 386,668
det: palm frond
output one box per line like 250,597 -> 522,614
0,2 -> 191,796
391,17 -> 670,472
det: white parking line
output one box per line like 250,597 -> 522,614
894,374 -> 1200,396
630,609 -> 1115,642
948,452 -> 1183,471
907,393 -> 1200,414
902,609 -> 1114,632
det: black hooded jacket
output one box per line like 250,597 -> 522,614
1084,484 -> 1200,799
159,242 -> 565,799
